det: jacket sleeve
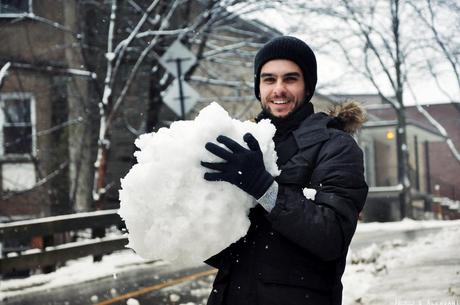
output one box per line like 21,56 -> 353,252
266,132 -> 368,261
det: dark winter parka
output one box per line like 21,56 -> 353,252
205,101 -> 369,305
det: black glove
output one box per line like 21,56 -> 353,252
201,133 -> 274,199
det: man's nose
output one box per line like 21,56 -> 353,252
273,80 -> 286,96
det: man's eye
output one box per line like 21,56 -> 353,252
285,77 -> 298,82
262,78 -> 275,83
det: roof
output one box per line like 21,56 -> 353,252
366,103 -> 460,139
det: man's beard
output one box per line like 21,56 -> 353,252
261,101 -> 300,119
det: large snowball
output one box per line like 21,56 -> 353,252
118,102 -> 279,266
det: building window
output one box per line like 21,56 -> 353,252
2,162 -> 36,191
0,93 -> 36,192
0,0 -> 32,16
0,93 -> 35,156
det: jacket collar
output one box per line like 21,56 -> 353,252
293,112 -> 332,149
256,102 -> 315,143
274,112 -> 332,168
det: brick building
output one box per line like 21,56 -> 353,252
340,94 -> 460,221
0,0 -> 92,220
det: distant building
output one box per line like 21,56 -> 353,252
0,0 -> 91,220
333,94 -> 460,221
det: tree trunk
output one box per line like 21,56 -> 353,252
396,107 -> 412,219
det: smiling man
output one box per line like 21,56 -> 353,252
202,36 -> 369,305
259,59 -> 305,118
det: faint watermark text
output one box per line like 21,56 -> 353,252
394,298 -> 459,305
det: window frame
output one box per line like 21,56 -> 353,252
0,92 -> 36,159
0,0 -> 33,18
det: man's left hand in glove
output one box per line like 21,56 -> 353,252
201,133 -> 274,200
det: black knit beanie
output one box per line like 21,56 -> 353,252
254,36 -> 317,102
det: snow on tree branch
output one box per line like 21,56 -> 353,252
104,0 -> 182,134
0,62 -> 11,89
406,81 -> 460,163
26,13 -> 81,38
93,0 -> 190,201
3,62 -> 95,78
189,75 -> 251,88
128,0 -> 161,27
134,28 -> 190,39
110,0 -> 161,88
202,41 -> 260,58
408,0 -> 460,102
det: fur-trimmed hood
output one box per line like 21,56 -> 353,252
327,100 -> 367,134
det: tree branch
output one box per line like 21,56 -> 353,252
406,80 -> 460,163
0,62 -> 11,90
110,0 -> 161,88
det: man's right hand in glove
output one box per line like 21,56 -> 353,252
201,133 -> 274,200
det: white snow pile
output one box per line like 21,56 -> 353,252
118,102 -> 279,266
126,298 -> 140,305
302,187 -> 317,201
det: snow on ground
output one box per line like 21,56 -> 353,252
343,222 -> 460,305
0,250 -> 165,301
356,218 -> 460,233
1,219 -> 460,304
118,102 -> 279,266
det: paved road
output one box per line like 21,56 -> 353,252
0,262 -> 214,305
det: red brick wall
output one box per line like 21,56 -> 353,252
423,104 -> 460,200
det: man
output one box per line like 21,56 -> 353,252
201,36 -> 368,305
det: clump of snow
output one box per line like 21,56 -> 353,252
302,187 -> 317,200
350,243 -> 380,264
126,298 -> 140,305
169,293 -> 181,302
118,102 -> 279,266
190,287 -> 212,298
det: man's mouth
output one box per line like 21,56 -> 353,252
271,100 -> 290,105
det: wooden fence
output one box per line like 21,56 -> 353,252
0,210 -> 128,275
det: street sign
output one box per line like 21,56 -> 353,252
162,79 -> 200,117
159,40 -> 200,119
160,40 -> 197,77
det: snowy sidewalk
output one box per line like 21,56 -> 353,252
343,224 -> 460,305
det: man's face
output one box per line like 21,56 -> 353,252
259,59 -> 307,118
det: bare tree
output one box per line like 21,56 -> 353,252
408,0 -> 460,104
88,0 -> 279,208
279,0 -> 460,217
284,0 -> 414,217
